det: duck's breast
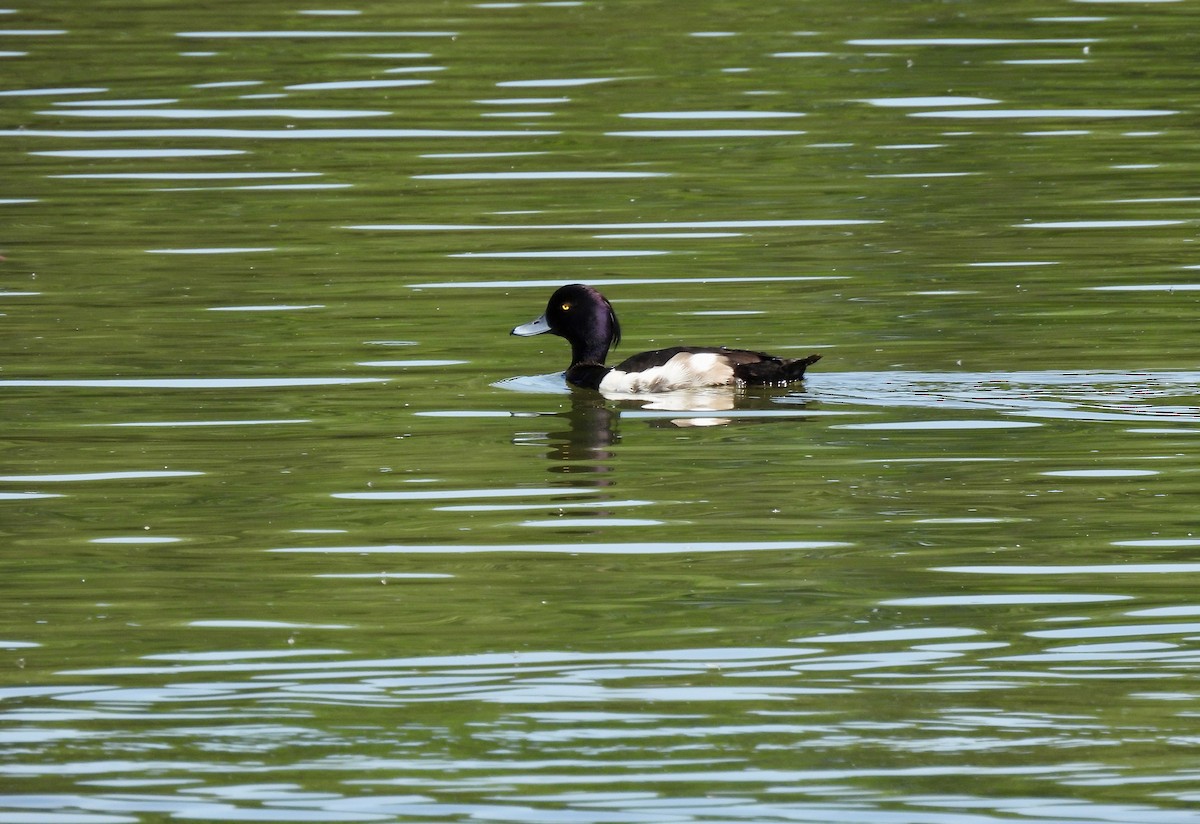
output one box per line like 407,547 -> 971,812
599,350 -> 736,392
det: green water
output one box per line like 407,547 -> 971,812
4,0 -> 1200,821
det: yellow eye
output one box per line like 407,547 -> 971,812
561,302 -> 572,311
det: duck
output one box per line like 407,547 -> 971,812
511,283 -> 821,392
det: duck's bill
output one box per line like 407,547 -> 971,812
511,314 -> 550,336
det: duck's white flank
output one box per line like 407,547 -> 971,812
598,351 -> 735,393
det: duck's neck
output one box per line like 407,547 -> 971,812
569,338 -> 610,369
566,337 -> 612,390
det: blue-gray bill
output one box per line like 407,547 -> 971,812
511,315 -> 551,336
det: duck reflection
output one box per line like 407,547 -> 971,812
529,384 -> 809,470
541,392 -> 621,469
602,386 -> 737,427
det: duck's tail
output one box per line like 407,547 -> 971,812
735,353 -> 821,385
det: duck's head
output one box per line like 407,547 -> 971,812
511,283 -> 621,365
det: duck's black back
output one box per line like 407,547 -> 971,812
613,346 -> 820,385
612,346 -> 737,373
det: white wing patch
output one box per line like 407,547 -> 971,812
599,351 -> 735,393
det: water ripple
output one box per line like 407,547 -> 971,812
52,171 -> 322,181
496,77 -> 624,87
87,419 -> 311,428
911,108 -> 1177,119
54,96 -> 173,106
1041,469 -> 1158,478
0,128 -> 559,139
150,248 -> 276,255
333,487 -> 596,502
619,110 -> 805,119
476,96 -> 570,105
361,51 -> 433,58
285,79 -> 432,91
799,627 -> 981,644
449,250 -> 670,259
45,107 -> 393,118
31,148 -> 243,158
177,30 -> 459,38
433,499 -> 653,512
271,540 -> 846,555
1018,219 -> 1186,229
1089,283 -> 1200,292
90,536 -> 183,545
831,420 -> 1040,431
883,594 -> 1131,607
862,96 -> 1000,107
193,80 -> 264,89
0,377 -> 385,389
412,275 -> 849,288
351,218 -> 878,232
414,171 -> 671,180
209,304 -> 325,313
937,563 -> 1200,575
161,182 -> 352,192
0,84 -> 98,95
0,471 -> 202,483
848,37 -> 1097,46
1003,58 -> 1089,65
1029,622 -> 1200,640
356,359 -> 466,367
521,518 -> 664,528
608,129 -> 806,138
790,369 -> 1200,421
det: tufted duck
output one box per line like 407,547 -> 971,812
512,283 -> 821,392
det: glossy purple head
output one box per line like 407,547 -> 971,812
512,283 -> 621,365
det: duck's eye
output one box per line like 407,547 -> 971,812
561,302 -> 572,311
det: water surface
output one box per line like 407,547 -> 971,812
4,0 -> 1200,821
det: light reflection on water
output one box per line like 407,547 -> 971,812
0,377 -> 387,388
350,219 -> 877,231
176,29 -> 460,39
910,108 -> 1178,119
270,540 -> 847,554
30,148 -> 242,157
608,128 -> 808,138
0,127 -> 561,138
45,106 -> 394,119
